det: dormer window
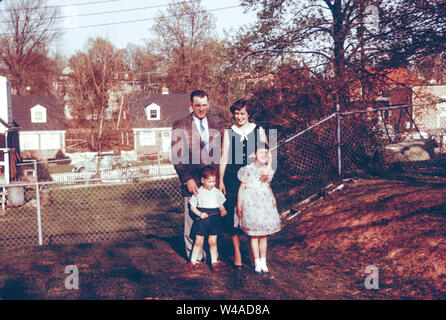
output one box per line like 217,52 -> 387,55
31,104 -> 47,123
145,103 -> 160,120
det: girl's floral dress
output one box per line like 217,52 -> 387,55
235,164 -> 281,236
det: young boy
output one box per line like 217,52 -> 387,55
188,166 -> 227,272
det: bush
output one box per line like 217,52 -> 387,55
37,162 -> 54,182
54,150 -> 71,165
18,158 -> 54,182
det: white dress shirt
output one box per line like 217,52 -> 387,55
193,115 -> 209,139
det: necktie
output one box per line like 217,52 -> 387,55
200,119 -> 209,151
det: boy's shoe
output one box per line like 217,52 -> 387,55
185,262 -> 204,272
211,261 -> 228,273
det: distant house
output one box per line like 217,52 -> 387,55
371,87 -> 415,136
0,76 -> 21,183
348,68 -> 421,137
0,77 -> 20,150
11,95 -> 66,160
412,85 -> 446,134
124,93 -> 191,158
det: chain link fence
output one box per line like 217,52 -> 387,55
0,173 -> 183,249
272,101 -> 445,215
0,102 -> 444,249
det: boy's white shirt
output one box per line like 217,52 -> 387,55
189,186 -> 226,208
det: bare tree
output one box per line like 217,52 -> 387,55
66,38 -> 126,174
412,53 -> 446,85
238,0 -> 446,110
0,0 -> 62,94
151,0 -> 219,93
124,44 -> 163,93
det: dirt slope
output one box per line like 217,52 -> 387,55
274,176 -> 446,299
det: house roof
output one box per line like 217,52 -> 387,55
125,93 -> 223,128
11,95 -> 66,131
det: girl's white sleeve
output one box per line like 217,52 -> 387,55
237,166 -> 248,183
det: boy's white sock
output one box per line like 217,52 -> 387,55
211,256 -> 218,264
254,258 -> 262,273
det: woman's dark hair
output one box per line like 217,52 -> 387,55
190,90 -> 209,102
230,99 -> 255,116
200,165 -> 217,179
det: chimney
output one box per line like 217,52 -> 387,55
0,76 -> 13,125
161,87 -> 169,95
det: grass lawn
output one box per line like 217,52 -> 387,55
0,178 -> 183,248
48,163 -> 75,174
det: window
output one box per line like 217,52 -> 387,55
139,131 -> 156,146
31,104 -> 47,123
40,134 -> 60,150
34,111 -> 44,122
145,103 -> 160,120
20,135 -> 39,150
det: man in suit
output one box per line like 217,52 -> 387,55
171,90 -> 224,264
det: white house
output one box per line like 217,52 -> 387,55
124,93 -> 191,159
11,95 -> 66,160
412,85 -> 446,133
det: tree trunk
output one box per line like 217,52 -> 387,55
332,0 -> 348,111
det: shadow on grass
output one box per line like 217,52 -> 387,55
0,277 -> 41,300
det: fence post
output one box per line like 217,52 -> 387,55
336,103 -> 342,177
34,160 -> 43,246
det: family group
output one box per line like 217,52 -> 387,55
171,90 -> 281,274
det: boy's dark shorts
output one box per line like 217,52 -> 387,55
190,207 -> 222,237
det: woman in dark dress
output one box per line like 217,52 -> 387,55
219,99 -> 270,269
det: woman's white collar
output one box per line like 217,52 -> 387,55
231,123 -> 256,141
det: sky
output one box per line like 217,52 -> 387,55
34,0 -> 259,56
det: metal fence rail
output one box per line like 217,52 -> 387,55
0,102 -> 444,249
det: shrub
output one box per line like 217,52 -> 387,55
54,150 -> 71,165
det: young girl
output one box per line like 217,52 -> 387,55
236,144 -> 281,273
188,166 -> 228,272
